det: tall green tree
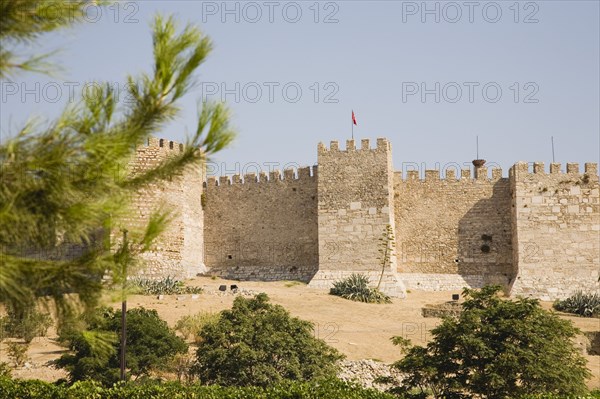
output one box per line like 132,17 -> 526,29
386,286 -> 591,398
0,1 -> 235,322
195,293 -> 344,387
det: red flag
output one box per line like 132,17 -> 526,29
352,110 -> 357,125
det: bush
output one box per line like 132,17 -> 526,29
174,311 -> 220,343
388,286 -> 591,398
0,363 -> 11,378
0,377 -> 397,399
554,291 -> 600,317
56,307 -> 187,385
195,293 -> 344,387
6,342 -> 29,367
330,273 -> 391,304
129,276 -> 203,295
0,307 -> 53,343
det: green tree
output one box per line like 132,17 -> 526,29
195,293 -> 344,387
0,1 -> 235,323
388,286 -> 591,398
57,307 -> 187,385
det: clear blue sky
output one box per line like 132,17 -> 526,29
1,1 -> 599,177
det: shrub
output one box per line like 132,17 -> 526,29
330,273 -> 391,304
388,286 -> 591,398
129,276 -> 203,295
554,291 -> 600,317
195,293 -> 344,387
1,307 -> 53,343
56,307 -> 187,385
6,342 -> 29,367
0,377 -> 397,398
0,362 -> 11,378
166,352 -> 196,383
174,311 -> 220,343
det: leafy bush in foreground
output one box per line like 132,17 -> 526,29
129,276 -> 203,295
0,377 -> 396,399
195,293 -> 344,387
56,307 -> 187,385
330,273 -> 391,304
388,286 -> 590,398
1,377 -> 597,398
554,291 -> 600,317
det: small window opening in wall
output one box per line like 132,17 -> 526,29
481,234 -> 492,242
179,143 -> 184,152
169,141 -> 174,149
159,139 -> 164,147
227,254 -> 233,260
454,259 -> 460,263
292,187 -> 297,192
481,244 -> 491,253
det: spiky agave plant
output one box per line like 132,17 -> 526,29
129,276 -> 202,295
330,273 -> 391,304
554,291 -> 600,317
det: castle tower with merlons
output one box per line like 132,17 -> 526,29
130,137 -> 600,301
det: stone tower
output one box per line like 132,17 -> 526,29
127,137 -> 205,278
509,161 -> 600,300
308,138 -> 407,297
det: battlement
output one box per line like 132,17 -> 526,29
141,137 -> 185,153
510,161 -> 599,181
128,135 -> 599,301
397,167 -> 505,182
317,138 -> 391,154
204,166 -> 317,187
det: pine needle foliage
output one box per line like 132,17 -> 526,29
0,2 -> 235,324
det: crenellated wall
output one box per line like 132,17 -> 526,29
129,136 -> 598,301
125,137 -> 205,279
203,166 -> 318,281
509,162 -> 600,300
394,166 -> 513,291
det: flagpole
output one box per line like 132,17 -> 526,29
351,110 -> 354,140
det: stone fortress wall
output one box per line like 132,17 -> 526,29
127,137 -> 204,279
203,167 -> 319,282
394,166 -> 513,292
509,161 -> 599,300
133,137 -> 599,300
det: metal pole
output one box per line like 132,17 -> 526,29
551,136 -> 556,163
120,229 -> 128,381
476,136 -> 479,159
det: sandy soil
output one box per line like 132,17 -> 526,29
2,277 -> 599,388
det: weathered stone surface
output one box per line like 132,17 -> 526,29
203,166 -> 318,282
125,137 -> 204,279
337,359 -> 401,391
509,162 -> 600,300
128,137 -> 599,301
312,138 -> 406,297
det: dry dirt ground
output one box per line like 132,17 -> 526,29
2,276 -> 599,388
